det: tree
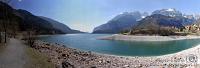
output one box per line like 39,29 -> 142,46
0,20 -> 2,43
0,33 -> 1,43
2,4 -> 7,43
1,0 -> 15,43
3,21 -> 7,43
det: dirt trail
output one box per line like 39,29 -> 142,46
0,38 -> 29,68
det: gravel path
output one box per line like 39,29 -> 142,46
0,38 -> 29,68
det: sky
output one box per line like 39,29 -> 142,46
8,0 -> 200,32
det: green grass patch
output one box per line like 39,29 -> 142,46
26,47 -> 55,68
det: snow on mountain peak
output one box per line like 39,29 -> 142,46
166,8 -> 175,11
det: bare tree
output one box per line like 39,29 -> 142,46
1,0 -> 12,43
3,20 -> 7,43
2,3 -> 7,43
0,20 -> 2,43
0,33 -> 1,43
0,0 -> 21,44
28,31 -> 35,47
3,3 -> 9,43
23,29 -> 36,47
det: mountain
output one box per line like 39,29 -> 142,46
141,12 -> 149,18
152,8 -> 195,25
129,14 -> 184,35
135,14 -> 184,29
194,18 -> 200,25
182,14 -> 196,25
16,9 -> 61,34
152,8 -> 182,17
0,1 -> 83,34
39,16 -> 84,33
193,14 -> 200,20
0,1 -> 21,35
92,12 -> 144,34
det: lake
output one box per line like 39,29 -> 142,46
37,34 -> 200,56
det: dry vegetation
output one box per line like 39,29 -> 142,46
25,47 -> 55,68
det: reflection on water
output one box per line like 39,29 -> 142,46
38,34 -> 200,56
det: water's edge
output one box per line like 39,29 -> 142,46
37,34 -> 200,56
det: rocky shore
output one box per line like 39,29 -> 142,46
33,40 -> 200,68
98,34 -> 200,41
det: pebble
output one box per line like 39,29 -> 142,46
124,65 -> 129,67
99,61 -> 102,63
90,66 -> 96,68
106,61 -> 111,63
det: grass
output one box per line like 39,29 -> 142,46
25,47 -> 55,68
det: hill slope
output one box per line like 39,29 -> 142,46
135,14 -> 184,29
39,16 -> 83,33
92,12 -> 143,34
130,14 -> 184,35
0,1 -> 83,34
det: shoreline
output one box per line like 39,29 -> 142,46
98,34 -> 200,41
32,40 -> 200,68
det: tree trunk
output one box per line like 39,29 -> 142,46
28,31 -> 31,46
0,33 -> 2,43
3,20 -> 7,43
4,30 -> 6,43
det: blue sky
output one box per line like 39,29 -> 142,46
9,0 -> 200,32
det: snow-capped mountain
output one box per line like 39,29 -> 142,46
152,8 -> 200,20
193,14 -> 200,20
117,11 -> 142,21
183,14 -> 195,20
152,8 -> 199,25
141,12 -> 149,19
182,14 -> 200,25
152,8 -> 182,17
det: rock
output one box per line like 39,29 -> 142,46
91,66 -> 96,68
47,59 -> 51,62
62,45 -> 66,47
46,43 -> 50,46
81,58 -> 86,61
74,51 -> 79,54
124,65 -> 129,67
99,60 -> 102,63
62,54 -> 68,57
139,64 -> 143,67
62,61 -> 75,68
58,57 -> 61,59
106,61 -> 111,63
113,64 -> 117,66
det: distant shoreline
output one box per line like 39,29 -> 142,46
98,34 -> 200,41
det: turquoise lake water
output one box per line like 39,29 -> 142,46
37,34 -> 200,56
